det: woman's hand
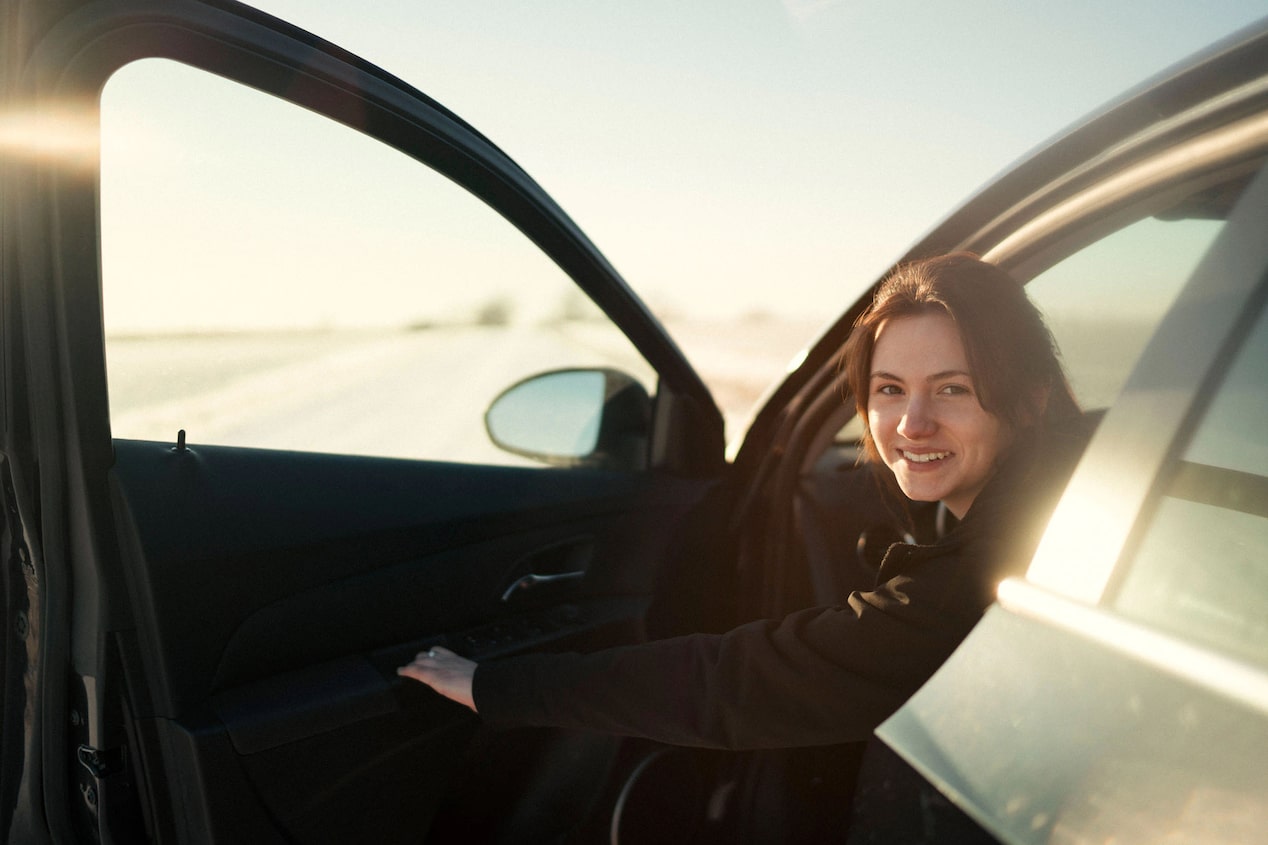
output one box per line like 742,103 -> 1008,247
397,646 -> 477,712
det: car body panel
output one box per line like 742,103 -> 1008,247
879,591 -> 1268,844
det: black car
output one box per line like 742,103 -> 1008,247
3,2 -> 1266,842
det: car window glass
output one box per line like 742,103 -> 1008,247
99,59 -> 655,466
1024,214 -> 1224,410
1113,296 -> 1268,668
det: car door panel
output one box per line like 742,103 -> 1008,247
106,436 -> 712,841
109,439 -> 694,708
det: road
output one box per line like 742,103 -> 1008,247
106,318 -> 812,465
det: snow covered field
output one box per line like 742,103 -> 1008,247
105,316 -> 826,464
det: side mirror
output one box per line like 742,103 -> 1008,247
485,368 -> 651,471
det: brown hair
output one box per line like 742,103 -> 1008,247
843,252 -> 1079,464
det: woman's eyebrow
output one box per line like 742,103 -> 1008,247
928,369 -> 972,382
869,369 -> 972,382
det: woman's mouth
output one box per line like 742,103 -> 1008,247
902,450 -> 950,463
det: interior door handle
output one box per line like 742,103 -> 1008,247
501,571 -> 585,602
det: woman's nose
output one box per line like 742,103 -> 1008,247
897,398 -> 936,439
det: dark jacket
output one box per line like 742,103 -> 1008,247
473,419 -> 1091,750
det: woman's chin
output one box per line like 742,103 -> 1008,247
894,478 -> 945,504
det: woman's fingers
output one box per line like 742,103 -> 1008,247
397,646 -> 478,712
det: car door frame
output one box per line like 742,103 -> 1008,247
1,0 -> 726,841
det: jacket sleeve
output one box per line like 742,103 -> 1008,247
471,418 -> 1088,750
472,553 -> 989,750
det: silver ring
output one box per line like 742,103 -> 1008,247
427,649 -> 437,658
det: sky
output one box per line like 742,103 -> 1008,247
82,0 -> 1268,439
92,0 -> 1268,431
223,0 -> 1266,323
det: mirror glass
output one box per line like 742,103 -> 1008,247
486,370 -> 606,460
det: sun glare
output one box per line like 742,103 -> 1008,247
0,106 -> 99,166
1025,480 -> 1128,604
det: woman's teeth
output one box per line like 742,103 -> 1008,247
903,450 -> 949,463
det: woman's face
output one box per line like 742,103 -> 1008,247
868,311 -> 1011,519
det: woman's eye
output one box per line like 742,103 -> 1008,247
939,384 -> 971,396
875,384 -> 902,396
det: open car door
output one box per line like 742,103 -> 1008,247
1,1 -> 727,842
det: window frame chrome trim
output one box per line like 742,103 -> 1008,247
985,111 -> 1268,272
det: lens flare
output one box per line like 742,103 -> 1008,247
0,105 -> 99,166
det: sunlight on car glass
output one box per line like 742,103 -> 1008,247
99,58 -> 655,465
0,103 -> 98,166
1025,478 -> 1131,603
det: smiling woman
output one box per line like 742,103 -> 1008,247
843,253 -> 1082,518
867,313 -> 1010,518
400,254 -> 1093,755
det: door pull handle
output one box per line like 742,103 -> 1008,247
501,571 -> 585,602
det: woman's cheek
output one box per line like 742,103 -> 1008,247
868,409 -> 896,463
